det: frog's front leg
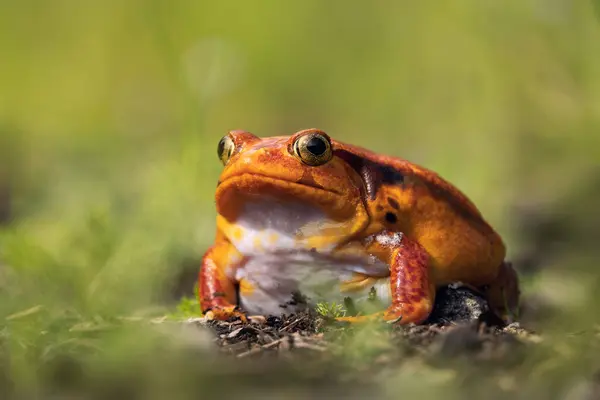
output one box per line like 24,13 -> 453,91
198,234 -> 247,322
337,232 -> 436,325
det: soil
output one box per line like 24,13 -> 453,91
185,285 -> 541,365
155,285 -> 555,398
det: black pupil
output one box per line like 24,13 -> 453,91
217,138 -> 226,158
306,136 -> 327,156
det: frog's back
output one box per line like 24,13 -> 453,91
332,139 -> 506,286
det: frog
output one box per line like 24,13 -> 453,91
198,128 -> 520,325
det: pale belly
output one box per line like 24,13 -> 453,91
224,200 -> 392,316
233,251 -> 391,316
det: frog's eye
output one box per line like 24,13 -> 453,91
293,132 -> 333,166
217,135 -> 235,165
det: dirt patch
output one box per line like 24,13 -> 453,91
183,285 -> 541,369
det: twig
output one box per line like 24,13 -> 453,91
236,337 -> 287,358
280,315 -> 306,332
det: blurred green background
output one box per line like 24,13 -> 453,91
1,0 -> 600,398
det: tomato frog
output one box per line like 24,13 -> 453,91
198,129 -> 520,325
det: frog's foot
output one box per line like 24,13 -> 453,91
482,261 -> 521,322
335,311 -> 385,324
204,305 -> 248,323
334,301 -> 432,326
382,300 -> 433,325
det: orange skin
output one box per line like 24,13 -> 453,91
199,129 -> 520,324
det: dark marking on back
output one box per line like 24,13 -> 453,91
385,212 -> 398,224
336,147 -> 492,233
335,149 -> 404,201
360,162 -> 380,200
380,165 -> 404,185
387,197 -> 400,210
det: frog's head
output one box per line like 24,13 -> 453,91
214,129 -> 372,251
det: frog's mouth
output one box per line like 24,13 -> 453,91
215,173 -> 353,223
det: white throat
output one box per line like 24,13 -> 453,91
227,200 -> 391,316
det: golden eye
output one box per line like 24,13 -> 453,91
217,135 -> 235,165
293,132 -> 332,166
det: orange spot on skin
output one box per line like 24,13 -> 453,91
231,227 -> 243,241
267,233 -> 279,244
239,278 -> 254,296
252,236 -> 263,251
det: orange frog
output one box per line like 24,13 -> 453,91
198,129 -> 520,324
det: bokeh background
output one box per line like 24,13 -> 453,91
1,1 -> 600,398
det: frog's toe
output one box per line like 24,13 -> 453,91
385,315 -> 403,324
204,305 -> 248,323
334,312 -> 385,324
383,300 -> 432,325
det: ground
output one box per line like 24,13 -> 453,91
142,285 -> 571,398
195,286 -> 539,360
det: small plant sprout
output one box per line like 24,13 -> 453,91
315,301 -> 346,319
